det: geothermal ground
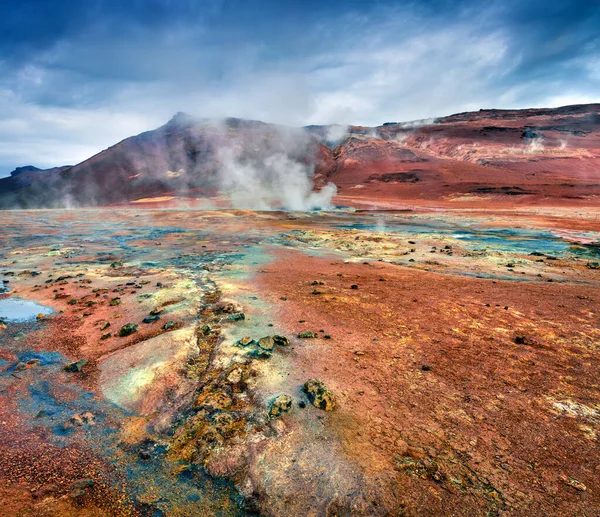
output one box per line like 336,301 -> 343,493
0,205 -> 599,516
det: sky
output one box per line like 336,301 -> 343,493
0,0 -> 599,176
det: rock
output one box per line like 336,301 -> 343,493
69,412 -> 94,426
163,321 -> 176,330
119,323 -> 139,337
64,358 -> 88,372
100,321 -> 110,330
224,313 -> 245,322
303,378 -> 336,410
560,475 -> 587,491
54,293 -> 70,299
350,284 -> 359,290
250,347 -> 272,359
587,262 -> 600,270
109,297 -> 121,306
273,335 -> 290,346
142,315 -> 160,324
269,394 -> 293,418
150,307 -> 164,316
514,335 -> 540,347
421,364 -> 431,371
100,332 -> 112,340
236,336 -> 255,347
258,336 -> 275,351
199,323 -> 211,335
110,260 -> 123,268
298,331 -> 317,339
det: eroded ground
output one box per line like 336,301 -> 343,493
0,207 -> 599,516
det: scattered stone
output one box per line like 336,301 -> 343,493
142,315 -> 160,324
237,336 -> 255,347
70,412 -> 94,426
303,378 -> 336,410
109,297 -> 121,306
587,262 -> 600,270
560,475 -> 587,491
150,307 -> 164,316
273,335 -> 290,346
110,260 -> 123,268
100,321 -> 110,330
100,332 -> 112,340
514,335 -> 540,347
298,400 -> 307,409
199,324 -> 211,335
119,323 -> 139,337
350,284 -> 359,290
68,299 -> 78,305
421,364 -> 431,371
324,334 -> 332,339
258,336 -> 275,351
298,331 -> 317,339
250,347 -> 272,359
269,394 -> 293,418
54,293 -> 70,299
64,358 -> 88,372
224,313 -> 245,322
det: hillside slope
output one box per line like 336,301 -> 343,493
1,104 -> 599,209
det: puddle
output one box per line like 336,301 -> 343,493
0,298 -> 53,322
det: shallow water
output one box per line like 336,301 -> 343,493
0,298 -> 53,322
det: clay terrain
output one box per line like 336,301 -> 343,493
0,104 -> 599,517
0,104 -> 599,210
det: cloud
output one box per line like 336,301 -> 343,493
0,0 -> 598,176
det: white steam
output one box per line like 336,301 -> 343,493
217,147 -> 337,211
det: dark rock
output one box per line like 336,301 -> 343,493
100,332 -> 112,340
143,315 -> 160,324
64,358 -> 88,372
110,260 -> 123,268
109,297 -> 121,306
514,335 -> 540,347
100,321 -> 110,330
258,336 -> 275,351
224,313 -> 245,322
236,336 -> 255,347
163,321 -> 176,331
350,284 -> 359,290
250,347 -> 272,359
273,335 -> 290,346
298,331 -> 317,339
269,394 -> 293,418
303,378 -> 335,410
119,323 -> 139,337
421,364 -> 431,371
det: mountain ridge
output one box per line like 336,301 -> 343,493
1,103 -> 599,209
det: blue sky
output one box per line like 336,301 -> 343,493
0,0 -> 599,176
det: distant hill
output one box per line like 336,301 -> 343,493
1,103 -> 599,208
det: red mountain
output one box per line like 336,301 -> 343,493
1,103 -> 599,209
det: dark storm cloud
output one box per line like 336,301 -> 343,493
0,0 -> 598,175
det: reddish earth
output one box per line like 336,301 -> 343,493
1,207 -> 598,516
0,104 -> 599,515
1,103 -> 599,209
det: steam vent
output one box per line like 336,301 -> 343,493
1,1 -> 600,516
